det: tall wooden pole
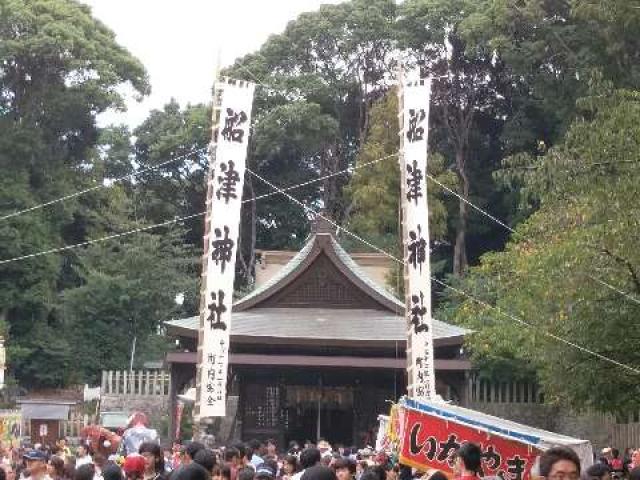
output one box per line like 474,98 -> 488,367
193,55 -> 224,435
397,69 -> 436,402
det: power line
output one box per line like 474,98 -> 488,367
424,172 -> 640,307
0,152 -> 396,266
0,147 -> 208,222
247,167 -> 640,375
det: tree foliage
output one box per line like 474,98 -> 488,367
442,83 -> 640,412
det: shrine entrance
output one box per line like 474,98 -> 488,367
283,385 -> 354,446
239,367 -> 402,447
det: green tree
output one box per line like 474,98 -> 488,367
346,89 -> 454,255
0,0 -> 149,387
441,83 -> 640,412
397,0 -> 511,276
61,227 -> 198,383
225,0 -> 397,222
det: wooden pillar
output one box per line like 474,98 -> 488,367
145,371 -> 151,396
138,370 -> 143,396
101,371 -> 107,392
115,371 -> 121,395
168,363 -> 178,443
160,370 -> 166,396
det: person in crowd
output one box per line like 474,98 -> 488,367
75,465 -> 95,480
452,443 -> 482,480
76,446 -> 92,468
301,466 -> 336,480
539,447 -> 581,480
24,450 -> 53,480
139,442 -> 165,480
236,469 -> 253,480
102,464 -> 123,480
1,460 -> 16,480
293,449 -> 321,480
230,446 -> 248,472
48,456 -> 68,480
609,450 -> 623,477
122,415 -> 158,457
427,472 -> 448,480
58,441 -> 72,464
332,458 -> 355,480
629,467 -> 640,480
223,448 -> 240,480
123,455 -> 147,480
317,444 -> 331,463
287,444 -> 300,457
194,450 -> 216,479
163,450 -> 173,475
355,462 -> 367,480
248,442 -> 264,470
582,463 -> 610,480
254,465 -> 275,480
265,443 -> 277,461
93,454 -> 107,480
281,456 -> 299,480
630,450 -> 640,471
172,463 -> 209,480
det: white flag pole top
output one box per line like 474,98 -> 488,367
398,73 -> 436,401
198,79 -> 255,418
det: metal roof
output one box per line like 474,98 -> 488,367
235,238 -> 316,308
169,232 -> 470,345
330,237 -> 405,309
165,308 -> 468,343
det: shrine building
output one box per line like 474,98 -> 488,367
165,219 -> 471,446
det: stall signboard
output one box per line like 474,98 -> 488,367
399,406 -> 541,480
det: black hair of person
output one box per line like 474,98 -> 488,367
74,464 -> 96,480
456,443 -> 482,474
300,448 -> 321,470
194,449 -> 217,473
238,469 -> 255,480
139,442 -> 165,474
539,447 -> 581,478
185,443 -> 206,461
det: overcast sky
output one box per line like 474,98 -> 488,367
81,0 -> 344,128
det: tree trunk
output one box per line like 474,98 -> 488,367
453,148 -> 469,276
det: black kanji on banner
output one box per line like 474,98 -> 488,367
407,108 -> 426,143
408,225 -> 427,271
406,159 -> 424,204
207,290 -> 227,330
221,108 -> 248,143
216,160 -> 241,203
211,226 -> 235,273
481,446 -> 502,470
410,291 -> 429,334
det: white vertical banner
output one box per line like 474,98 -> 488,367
199,80 -> 255,417
400,76 -> 435,401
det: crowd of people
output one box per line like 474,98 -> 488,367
3,435 -> 640,480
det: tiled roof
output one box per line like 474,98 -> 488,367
165,309 -> 468,342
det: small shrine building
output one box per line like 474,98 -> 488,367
165,220 -> 471,446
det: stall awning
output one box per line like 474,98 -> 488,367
20,403 -> 72,420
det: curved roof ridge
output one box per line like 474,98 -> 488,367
329,237 -> 404,309
234,236 -> 317,308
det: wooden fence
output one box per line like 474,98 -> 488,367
468,378 -> 544,404
101,370 -> 170,397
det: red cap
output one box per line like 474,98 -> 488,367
123,455 -> 146,475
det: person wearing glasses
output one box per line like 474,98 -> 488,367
539,447 -> 581,480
